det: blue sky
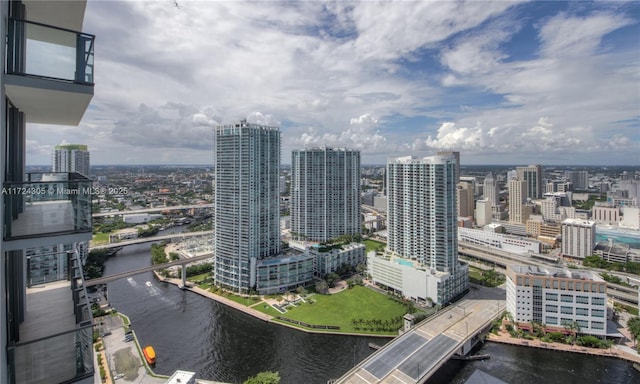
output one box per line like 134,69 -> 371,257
27,0 -> 640,165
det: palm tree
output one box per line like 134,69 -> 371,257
627,317 -> 640,347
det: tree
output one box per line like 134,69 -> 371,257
243,371 -> 280,384
315,280 -> 329,294
326,273 -> 340,287
628,317 -> 640,347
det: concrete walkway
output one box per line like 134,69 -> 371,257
487,330 -> 640,363
158,276 -> 273,322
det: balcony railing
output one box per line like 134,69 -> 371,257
6,18 -> 94,85
7,250 -> 94,384
7,324 -> 94,384
3,172 -> 92,241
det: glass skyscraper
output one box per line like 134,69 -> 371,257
214,120 -> 281,293
291,147 -> 361,242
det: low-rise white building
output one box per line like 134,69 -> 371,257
459,227 -> 541,254
256,250 -> 316,295
311,242 -> 366,276
367,251 -> 468,306
506,265 -> 607,336
122,213 -> 162,224
109,228 -> 138,243
622,206 -> 640,230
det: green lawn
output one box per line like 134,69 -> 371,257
187,273 -> 210,283
468,267 -> 484,280
91,232 -> 110,245
363,239 -> 385,253
255,285 -> 409,335
224,292 -> 262,306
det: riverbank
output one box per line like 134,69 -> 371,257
487,329 -> 640,364
154,272 -> 393,338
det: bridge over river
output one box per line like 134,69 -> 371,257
334,286 -> 506,384
89,230 -> 212,250
84,253 -> 214,287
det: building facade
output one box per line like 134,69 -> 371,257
517,165 -> 543,200
483,172 -> 499,216
290,147 -> 361,242
214,120 -> 281,293
371,154 -> 468,305
561,219 -> 596,259
1,1 -> 96,383
506,265 -> 607,336
508,178 -> 529,224
457,181 -> 474,219
565,170 -> 589,190
312,242 -> 366,276
475,198 -> 493,227
459,227 -> 541,254
592,204 -> 621,225
52,144 -> 90,177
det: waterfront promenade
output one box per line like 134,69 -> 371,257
488,329 -> 640,364
157,274 -> 274,322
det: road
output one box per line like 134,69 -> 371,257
459,242 -> 639,307
92,204 -> 213,217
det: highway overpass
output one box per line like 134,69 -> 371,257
459,242 -> 639,307
92,204 -> 214,218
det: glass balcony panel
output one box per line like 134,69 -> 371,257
7,326 -> 94,384
7,19 -> 94,84
3,172 -> 92,241
26,250 -> 70,286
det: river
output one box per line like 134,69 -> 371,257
102,235 -> 640,384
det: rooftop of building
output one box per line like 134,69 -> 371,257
595,240 -> 640,255
562,218 -> 596,226
257,248 -> 312,266
509,265 -> 602,281
388,154 -> 455,164
292,146 -> 359,152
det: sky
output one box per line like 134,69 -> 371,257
27,0 -> 640,166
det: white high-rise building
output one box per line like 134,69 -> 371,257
52,144 -> 90,176
475,199 -> 493,227
214,120 -> 281,292
291,147 -> 361,242
369,154 -> 468,305
561,219 -> 596,259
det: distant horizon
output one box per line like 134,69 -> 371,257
25,163 -> 640,169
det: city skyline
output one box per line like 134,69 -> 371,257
26,1 -> 640,166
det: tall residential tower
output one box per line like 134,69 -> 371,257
52,144 -> 90,176
214,120 -> 281,292
291,147 -> 361,242
368,154 -> 468,305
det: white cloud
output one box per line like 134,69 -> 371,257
22,1 -> 637,166
539,12 -> 633,57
